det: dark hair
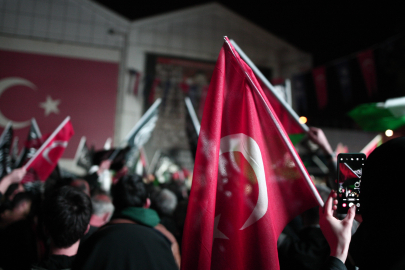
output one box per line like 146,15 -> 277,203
111,174 -> 147,211
44,177 -> 73,199
42,186 -> 92,248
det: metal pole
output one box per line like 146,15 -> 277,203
224,37 -> 323,207
230,39 -> 309,133
185,97 -> 201,135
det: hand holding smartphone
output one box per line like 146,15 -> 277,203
337,153 -> 366,214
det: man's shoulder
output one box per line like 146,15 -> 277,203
80,223 -> 172,251
97,222 -> 165,237
74,223 -> 178,270
32,254 -> 75,270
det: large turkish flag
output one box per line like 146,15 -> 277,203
0,49 -> 118,158
181,38 -> 322,270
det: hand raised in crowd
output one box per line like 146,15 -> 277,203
6,168 -> 27,184
308,127 -> 334,156
319,190 -> 356,264
0,167 -> 27,194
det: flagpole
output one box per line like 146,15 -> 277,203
224,37 -> 323,206
140,147 -> 149,169
148,149 -> 161,175
230,39 -> 309,133
311,155 -> 329,174
108,145 -> 124,161
124,98 -> 162,142
360,134 -> 382,154
31,118 -> 42,138
344,163 -> 361,178
0,122 -> 12,145
109,98 -> 162,161
73,136 -> 86,165
23,116 -> 71,169
185,97 -> 201,135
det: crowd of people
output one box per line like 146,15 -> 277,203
0,153 -> 189,270
0,128 -> 403,270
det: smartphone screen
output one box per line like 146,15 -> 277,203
337,153 -> 366,214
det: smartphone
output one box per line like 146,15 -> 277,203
336,153 -> 366,214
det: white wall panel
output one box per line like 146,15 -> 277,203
49,19 -> 63,35
4,0 -> 17,11
50,3 -> 65,19
0,0 -> 129,49
0,35 -> 120,62
34,1 -> 49,16
3,13 -> 16,31
19,0 -> 34,13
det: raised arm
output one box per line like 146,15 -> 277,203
0,168 -> 27,196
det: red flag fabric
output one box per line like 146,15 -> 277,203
23,117 -> 74,182
357,49 -> 377,97
181,38 -> 322,270
312,66 -> 328,109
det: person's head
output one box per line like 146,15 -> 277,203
151,188 -> 177,216
2,183 -> 25,202
0,191 -> 32,227
90,191 -> 114,227
111,174 -> 148,211
42,186 -> 92,248
349,137 -> 405,270
44,177 -> 72,199
70,179 -> 90,197
361,136 -> 405,222
165,181 -> 189,202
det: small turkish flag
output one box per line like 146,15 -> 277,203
338,162 -> 361,183
23,117 -> 74,182
181,38 -> 322,270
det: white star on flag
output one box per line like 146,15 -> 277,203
39,95 -> 60,116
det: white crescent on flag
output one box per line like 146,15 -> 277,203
219,133 -> 268,230
0,77 -> 36,128
42,140 -> 68,165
